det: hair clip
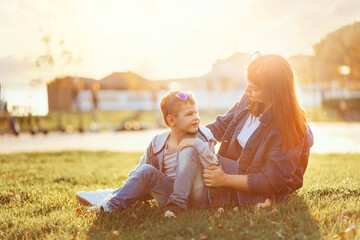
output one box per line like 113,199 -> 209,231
251,51 -> 261,62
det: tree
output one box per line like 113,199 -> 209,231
313,21 -> 360,89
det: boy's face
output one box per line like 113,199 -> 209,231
172,103 -> 200,134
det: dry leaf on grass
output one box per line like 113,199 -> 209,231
333,209 -> 354,223
341,225 -> 357,239
255,199 -> 271,210
76,208 -> 82,215
215,222 -> 223,229
270,208 -> 279,214
333,224 -> 357,240
249,220 -> 255,228
164,210 -> 177,218
217,207 -> 224,214
8,193 -> 21,201
112,230 -> 120,237
199,234 -> 209,240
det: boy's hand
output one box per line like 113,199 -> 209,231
177,138 -> 196,152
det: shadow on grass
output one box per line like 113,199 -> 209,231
85,194 -> 321,240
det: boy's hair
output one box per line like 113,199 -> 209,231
160,90 -> 197,127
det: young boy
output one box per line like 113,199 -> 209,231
76,90 -> 218,216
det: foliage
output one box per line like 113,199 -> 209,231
290,21 -> 360,89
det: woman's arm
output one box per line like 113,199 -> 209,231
205,102 -> 239,142
203,165 -> 248,191
206,94 -> 249,142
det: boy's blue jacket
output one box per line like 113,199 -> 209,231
128,125 -> 218,178
206,94 -> 314,206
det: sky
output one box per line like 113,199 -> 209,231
0,0 -> 360,87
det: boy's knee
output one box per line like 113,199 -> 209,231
178,147 -> 197,159
136,164 -> 157,176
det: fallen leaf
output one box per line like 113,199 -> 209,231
164,210 -> 176,218
249,220 -> 255,228
333,215 -> 349,223
41,224 -> 45,230
276,230 -> 284,239
255,199 -> 271,210
314,215 -> 320,222
199,234 -> 208,240
341,225 -> 357,239
342,177 -> 351,183
76,208 -> 82,215
138,223 -> 145,230
227,227 -> 234,234
9,204 -> 14,208
342,209 -> 353,217
215,222 -> 223,229
217,207 -> 224,214
271,208 -> 279,214
8,194 -> 21,201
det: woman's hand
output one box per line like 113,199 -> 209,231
177,138 -> 196,152
203,165 -> 228,187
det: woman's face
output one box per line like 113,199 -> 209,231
245,80 -> 268,103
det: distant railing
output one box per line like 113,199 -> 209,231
76,88 -> 327,111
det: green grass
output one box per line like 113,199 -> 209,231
0,152 -> 359,239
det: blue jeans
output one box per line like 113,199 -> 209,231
208,155 -> 238,207
107,147 -> 209,212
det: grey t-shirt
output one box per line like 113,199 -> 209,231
162,145 -> 178,179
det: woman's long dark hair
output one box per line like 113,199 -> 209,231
247,54 -> 307,151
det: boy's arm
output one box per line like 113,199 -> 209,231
192,138 -> 219,168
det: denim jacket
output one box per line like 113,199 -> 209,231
206,94 -> 314,206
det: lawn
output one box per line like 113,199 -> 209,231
0,152 -> 359,240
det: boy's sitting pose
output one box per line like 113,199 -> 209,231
76,91 -> 218,216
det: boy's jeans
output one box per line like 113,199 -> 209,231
107,147 -> 209,212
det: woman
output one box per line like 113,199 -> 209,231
203,53 -> 313,206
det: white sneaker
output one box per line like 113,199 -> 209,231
89,193 -> 114,212
76,189 -> 114,206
